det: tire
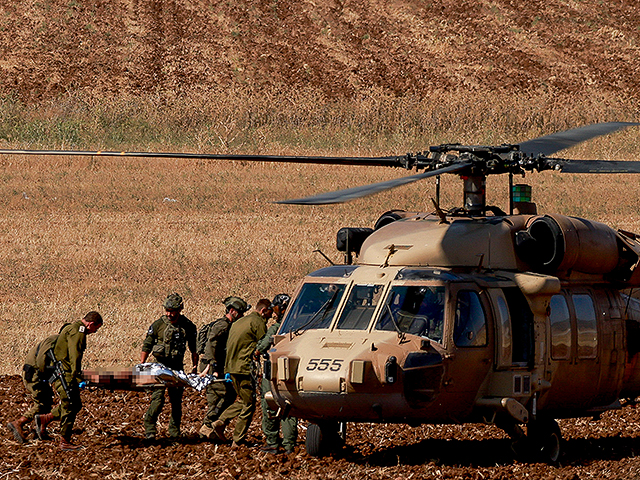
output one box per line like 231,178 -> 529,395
527,418 -> 562,464
306,423 -> 324,457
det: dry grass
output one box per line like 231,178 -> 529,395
0,87 -> 638,374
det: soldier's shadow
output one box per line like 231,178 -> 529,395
340,435 -> 640,467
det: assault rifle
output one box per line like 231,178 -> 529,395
45,348 -> 72,398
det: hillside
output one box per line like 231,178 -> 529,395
1,0 -> 639,102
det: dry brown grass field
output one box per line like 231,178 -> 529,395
0,89 -> 639,376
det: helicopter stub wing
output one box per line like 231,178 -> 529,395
277,162 -> 472,205
518,121 -> 640,157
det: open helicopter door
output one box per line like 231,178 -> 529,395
443,283 -> 495,418
487,287 -> 536,404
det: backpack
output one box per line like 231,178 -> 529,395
196,322 -> 213,355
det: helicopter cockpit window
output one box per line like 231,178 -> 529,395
375,286 -> 445,342
279,283 -> 346,334
454,290 -> 487,347
336,284 -> 384,330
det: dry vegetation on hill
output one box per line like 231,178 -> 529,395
1,0 -> 640,478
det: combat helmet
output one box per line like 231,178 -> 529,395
224,296 -> 249,314
271,293 -> 291,309
163,293 -> 184,311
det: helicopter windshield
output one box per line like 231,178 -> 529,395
335,284 -> 384,330
280,283 -> 346,334
375,285 -> 445,342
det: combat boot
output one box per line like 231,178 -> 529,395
34,413 -> 54,440
59,437 -> 84,451
199,423 -> 214,439
7,416 -> 30,444
211,419 -> 227,441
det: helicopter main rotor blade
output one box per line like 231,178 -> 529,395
550,159 -> 640,174
0,149 -> 405,167
518,122 -> 640,157
278,162 -> 471,205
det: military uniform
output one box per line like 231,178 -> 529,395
20,334 -> 58,422
199,316 -> 235,428
51,321 -> 90,441
257,322 -> 298,452
215,311 -> 267,444
142,314 -> 197,438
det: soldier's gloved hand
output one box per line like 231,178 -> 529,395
78,381 -> 87,390
224,373 -> 232,383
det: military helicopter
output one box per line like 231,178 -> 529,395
3,121 -> 640,463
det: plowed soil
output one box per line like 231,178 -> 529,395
2,375 -> 640,479
1,0 -> 639,101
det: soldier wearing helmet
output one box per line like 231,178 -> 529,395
140,293 -> 198,441
256,294 -> 298,454
198,296 -> 249,440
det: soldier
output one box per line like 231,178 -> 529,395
140,293 -> 198,441
198,296 -> 249,439
211,299 -> 272,447
257,294 -> 298,454
7,311 -> 104,451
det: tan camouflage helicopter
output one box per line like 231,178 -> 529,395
3,121 -> 640,463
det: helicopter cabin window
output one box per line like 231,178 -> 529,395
549,294 -> 571,360
572,294 -> 598,359
454,290 -> 487,347
494,294 -> 512,366
279,283 -> 346,334
375,285 -> 445,343
336,284 -> 384,330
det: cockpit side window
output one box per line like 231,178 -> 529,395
454,290 -> 487,347
280,283 -> 346,334
375,285 -> 445,343
336,284 -> 384,330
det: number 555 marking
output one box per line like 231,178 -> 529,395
306,358 -> 344,372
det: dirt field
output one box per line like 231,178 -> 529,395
2,374 -> 640,479
1,0 -> 639,102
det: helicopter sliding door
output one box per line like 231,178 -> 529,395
543,289 -> 601,411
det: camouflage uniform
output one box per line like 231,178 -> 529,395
142,314 -> 197,438
51,321 -> 91,441
257,322 -> 298,452
198,316 -> 235,427
216,311 -> 267,444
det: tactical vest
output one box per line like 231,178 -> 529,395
151,317 -> 188,361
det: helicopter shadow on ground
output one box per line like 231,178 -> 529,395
112,434 -> 205,449
341,435 -> 640,467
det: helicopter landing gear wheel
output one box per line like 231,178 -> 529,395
305,421 -> 347,457
527,418 -> 563,464
305,423 -> 324,457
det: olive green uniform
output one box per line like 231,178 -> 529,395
257,322 -> 298,451
217,311 -> 267,443
198,317 -> 235,427
51,321 -> 90,441
20,334 -> 59,421
141,314 -> 197,438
